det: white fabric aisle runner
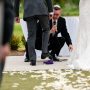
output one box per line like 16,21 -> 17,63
20,17 -> 79,57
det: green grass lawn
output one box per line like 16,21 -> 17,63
1,70 -> 90,90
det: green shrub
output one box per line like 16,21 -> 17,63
10,35 -> 21,50
22,35 -> 26,46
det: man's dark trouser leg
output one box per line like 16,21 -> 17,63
50,37 -> 65,56
0,1 -> 4,85
38,15 -> 50,54
25,42 -> 29,59
26,17 -> 37,62
0,0 -> 14,85
0,60 -> 5,85
26,15 -> 50,62
56,37 -> 65,56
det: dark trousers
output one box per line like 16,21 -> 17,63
26,15 -> 50,61
25,39 -> 42,60
48,37 -> 65,56
25,42 -> 29,59
0,60 -> 5,85
0,0 -> 14,85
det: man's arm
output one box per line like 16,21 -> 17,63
61,18 -> 72,46
61,18 -> 73,51
45,0 -> 53,13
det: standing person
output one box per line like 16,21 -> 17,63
24,21 -> 42,62
14,0 -> 53,66
0,0 -> 14,85
24,13 -> 53,62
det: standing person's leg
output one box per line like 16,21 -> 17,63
0,0 -> 14,85
0,60 -> 5,85
26,17 -> 37,65
0,0 -> 4,45
24,42 -> 29,62
38,15 -> 52,59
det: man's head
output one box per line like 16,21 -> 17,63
53,5 -> 62,20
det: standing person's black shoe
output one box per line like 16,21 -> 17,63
30,60 -> 36,66
24,58 -> 29,62
41,53 -> 53,59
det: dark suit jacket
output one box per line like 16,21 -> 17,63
14,0 -> 53,20
2,0 -> 14,45
49,17 -> 72,46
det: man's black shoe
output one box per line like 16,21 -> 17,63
24,58 -> 29,62
50,53 -> 59,61
30,60 -> 36,66
41,53 -> 53,59
53,56 -> 59,61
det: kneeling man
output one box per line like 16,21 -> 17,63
49,5 -> 73,61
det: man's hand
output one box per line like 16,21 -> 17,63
0,44 -> 10,60
15,17 -> 20,23
69,44 -> 73,52
50,25 -> 57,34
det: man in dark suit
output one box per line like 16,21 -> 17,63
14,0 -> 53,66
48,5 -> 73,61
0,0 -> 14,85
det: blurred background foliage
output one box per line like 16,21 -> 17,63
19,0 -> 79,18
52,0 -> 79,16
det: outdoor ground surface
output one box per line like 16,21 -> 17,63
1,70 -> 90,90
0,56 -> 90,90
